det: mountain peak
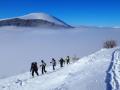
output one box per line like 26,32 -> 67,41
19,12 -> 65,26
19,13 -> 52,19
0,12 -> 73,28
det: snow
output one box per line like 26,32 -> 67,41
19,13 -> 66,26
105,49 -> 120,90
0,47 -> 120,90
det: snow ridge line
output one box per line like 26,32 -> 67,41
105,49 -> 120,90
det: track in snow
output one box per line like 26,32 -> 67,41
105,49 -> 120,90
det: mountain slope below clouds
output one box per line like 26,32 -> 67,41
0,48 -> 120,90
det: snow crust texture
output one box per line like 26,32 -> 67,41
106,49 -> 120,90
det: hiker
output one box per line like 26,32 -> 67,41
66,56 -> 70,64
30,62 -> 39,77
50,58 -> 56,70
59,58 -> 65,67
40,60 -> 47,74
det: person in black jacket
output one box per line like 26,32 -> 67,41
30,62 -> 39,77
59,58 -> 65,67
40,60 -> 47,74
50,58 -> 56,70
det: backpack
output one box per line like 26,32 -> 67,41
43,62 -> 46,67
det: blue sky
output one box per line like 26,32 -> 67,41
0,0 -> 120,27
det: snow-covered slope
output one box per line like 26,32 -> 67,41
0,48 -> 120,90
106,49 -> 120,90
19,13 -> 66,26
0,13 -> 72,28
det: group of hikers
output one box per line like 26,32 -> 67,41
30,56 -> 70,77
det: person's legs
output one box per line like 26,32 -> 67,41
42,67 -> 44,74
61,62 -> 63,67
68,60 -> 70,64
35,70 -> 39,76
44,66 -> 47,73
67,60 -> 69,64
32,70 -> 34,77
67,60 -> 68,64
53,65 -> 55,70
60,63 -> 62,67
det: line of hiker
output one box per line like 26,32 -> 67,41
30,56 -> 70,77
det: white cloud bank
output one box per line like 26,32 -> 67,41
0,26 -> 120,78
